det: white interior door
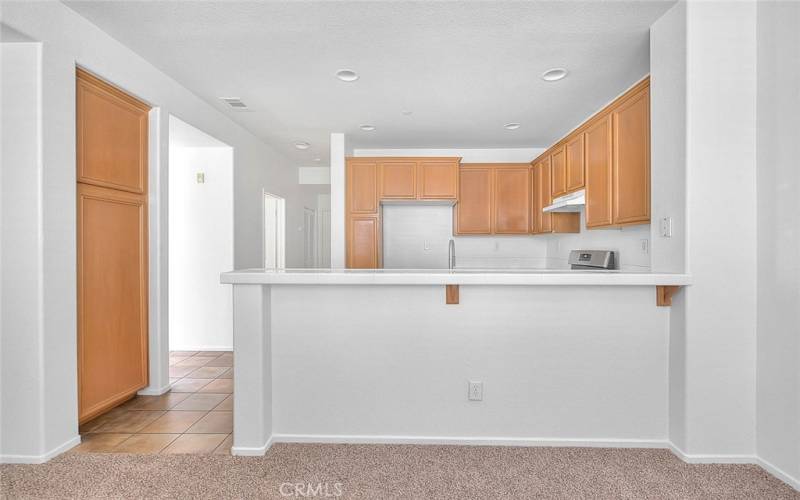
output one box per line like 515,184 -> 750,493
263,192 -> 285,268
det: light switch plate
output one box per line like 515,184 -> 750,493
660,217 -> 673,238
196,172 -> 205,184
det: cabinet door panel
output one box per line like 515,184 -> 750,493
551,147 -> 567,198
419,160 -> 458,199
380,161 -> 416,199
540,159 -> 553,233
348,216 -> 379,268
455,167 -> 492,234
78,184 -> 148,422
494,168 -> 530,234
585,115 -> 613,228
566,134 -> 585,192
530,165 -> 540,233
77,69 -> 149,194
347,161 -> 378,213
613,88 -> 651,224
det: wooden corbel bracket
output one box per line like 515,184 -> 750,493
656,285 -> 681,306
446,285 -> 459,304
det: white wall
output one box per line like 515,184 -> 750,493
0,1 -> 308,461
755,0 -> 800,487
353,148 -> 544,163
649,2 -> 687,274
298,166 -> 330,185
669,0 -> 758,458
0,42 -> 64,461
169,146 -> 233,351
272,285 -> 669,443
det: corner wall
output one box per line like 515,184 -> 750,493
755,0 -> 800,487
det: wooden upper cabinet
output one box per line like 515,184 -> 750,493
565,134 -> 585,193
612,86 -> 650,225
418,160 -> 458,199
347,161 -> 378,214
347,216 -> 379,268
76,69 -> 150,194
379,161 -> 416,199
538,159 -> 553,233
493,166 -> 530,234
585,114 -> 613,228
455,166 -> 493,234
550,146 -> 567,199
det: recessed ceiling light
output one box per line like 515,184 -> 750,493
335,69 -> 359,82
504,123 -> 521,130
360,124 -> 376,131
294,141 -> 310,150
542,68 -> 568,82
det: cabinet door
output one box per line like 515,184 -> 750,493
455,167 -> 493,234
347,161 -> 378,213
76,69 -> 149,194
494,167 -> 530,234
78,183 -> 148,422
418,160 -> 458,199
530,164 -> 540,233
585,115 -> 613,228
565,134 -> 585,193
612,87 -> 650,225
539,159 -> 553,232
348,216 -> 379,268
380,161 -> 416,199
550,146 -> 567,199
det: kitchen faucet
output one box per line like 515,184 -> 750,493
448,239 -> 456,270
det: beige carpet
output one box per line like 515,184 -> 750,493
1,444 -> 797,499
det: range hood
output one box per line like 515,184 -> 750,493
543,189 -> 585,213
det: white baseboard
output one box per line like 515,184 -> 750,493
137,382 -> 173,396
667,442 -> 755,464
0,435 -> 81,464
231,436 -> 273,456
757,456 -> 800,492
170,346 -> 232,352
272,434 -> 669,449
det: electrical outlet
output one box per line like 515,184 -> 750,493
660,217 -> 673,238
468,381 -> 483,401
640,239 -> 649,255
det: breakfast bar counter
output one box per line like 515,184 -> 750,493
221,268 -> 691,456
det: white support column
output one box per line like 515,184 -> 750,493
231,284 -> 273,455
329,133 -> 346,268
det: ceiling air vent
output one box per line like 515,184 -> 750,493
219,97 -> 249,111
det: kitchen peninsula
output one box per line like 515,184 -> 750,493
221,267 -> 689,455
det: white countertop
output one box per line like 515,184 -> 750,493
220,268 -> 691,286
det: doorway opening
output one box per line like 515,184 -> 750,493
263,192 -> 286,268
168,116 -> 233,351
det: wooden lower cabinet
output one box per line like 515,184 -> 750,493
77,183 -> 148,423
347,216 -> 380,268
493,166 -> 530,234
455,166 -> 493,234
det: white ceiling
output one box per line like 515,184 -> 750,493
65,0 -> 674,165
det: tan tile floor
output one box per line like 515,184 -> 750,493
72,351 -> 233,455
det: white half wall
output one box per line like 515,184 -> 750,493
755,0 -> 800,487
169,146 -> 234,351
272,285 -> 669,443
